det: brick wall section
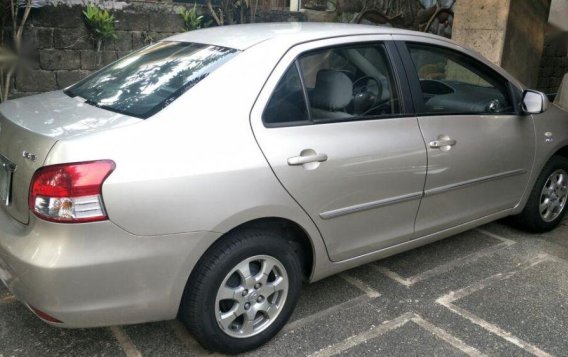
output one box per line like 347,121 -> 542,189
14,3 -> 186,97
13,3 -> 304,98
537,37 -> 568,94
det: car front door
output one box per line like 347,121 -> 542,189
251,37 -> 427,262
396,39 -> 536,236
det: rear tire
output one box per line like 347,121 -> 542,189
512,156 -> 568,232
179,229 -> 302,354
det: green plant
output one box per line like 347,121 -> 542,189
179,4 -> 207,31
83,5 -> 117,51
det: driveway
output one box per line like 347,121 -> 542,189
2,219 -> 568,356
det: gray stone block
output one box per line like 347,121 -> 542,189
101,51 -> 118,66
56,70 -> 91,88
148,13 -> 184,33
542,55 -> 554,68
54,27 -> 92,50
542,66 -> 554,78
112,31 -> 133,51
80,50 -> 119,70
31,6 -> 84,28
80,51 -> 98,70
15,70 -> 57,92
544,44 -> 555,57
554,58 -> 564,77
537,77 -> 550,90
36,28 -> 54,49
40,50 -> 81,70
131,31 -> 148,49
114,11 -> 150,31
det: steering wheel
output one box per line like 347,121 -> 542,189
352,76 -> 382,115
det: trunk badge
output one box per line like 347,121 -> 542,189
22,151 -> 37,162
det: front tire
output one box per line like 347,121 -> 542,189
179,229 -> 303,354
513,156 -> 568,232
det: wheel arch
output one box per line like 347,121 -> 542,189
552,145 -> 568,161
175,215 -> 322,318
210,216 -> 317,282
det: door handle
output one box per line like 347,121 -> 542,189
429,133 -> 457,151
429,139 -> 456,148
287,153 -> 328,166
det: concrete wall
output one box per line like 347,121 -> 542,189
501,0 -> 551,88
452,0 -> 551,88
538,0 -> 568,93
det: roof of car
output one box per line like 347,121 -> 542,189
166,22 -> 434,50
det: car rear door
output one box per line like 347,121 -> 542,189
394,38 -> 535,236
251,36 -> 427,262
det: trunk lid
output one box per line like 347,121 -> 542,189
0,91 -> 140,224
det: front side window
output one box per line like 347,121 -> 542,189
263,43 -> 401,125
66,42 -> 238,119
407,43 -> 514,115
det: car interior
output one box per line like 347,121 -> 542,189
408,44 -> 514,115
263,44 -> 400,124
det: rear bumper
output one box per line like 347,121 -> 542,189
0,207 -> 220,327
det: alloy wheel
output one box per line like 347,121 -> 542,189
214,255 -> 289,338
539,169 -> 568,222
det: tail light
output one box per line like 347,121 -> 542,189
29,160 -> 115,223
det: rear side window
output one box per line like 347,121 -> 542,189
407,43 -> 514,115
263,43 -> 401,125
299,44 -> 400,122
66,42 -> 238,119
263,65 -> 309,125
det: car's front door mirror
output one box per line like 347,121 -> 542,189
522,90 -> 549,114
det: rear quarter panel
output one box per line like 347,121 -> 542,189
44,39 -> 329,278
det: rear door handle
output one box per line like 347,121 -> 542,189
287,153 -> 328,166
429,139 -> 456,148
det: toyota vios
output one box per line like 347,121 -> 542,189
1,23 -> 567,354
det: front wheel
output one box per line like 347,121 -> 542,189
513,156 -> 568,232
179,230 -> 303,354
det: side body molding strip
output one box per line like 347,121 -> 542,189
424,169 -> 527,197
320,192 -> 423,220
319,169 -> 526,220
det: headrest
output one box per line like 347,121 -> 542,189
310,70 -> 353,111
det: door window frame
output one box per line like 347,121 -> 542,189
395,40 -> 523,117
258,37 -> 415,128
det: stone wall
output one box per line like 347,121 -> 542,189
538,37 -> 568,94
15,3 -> 186,97
13,2 -> 304,98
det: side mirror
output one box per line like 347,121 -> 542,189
522,90 -> 549,114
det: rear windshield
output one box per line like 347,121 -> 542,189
65,42 -> 238,119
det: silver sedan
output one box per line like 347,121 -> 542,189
0,23 -> 567,353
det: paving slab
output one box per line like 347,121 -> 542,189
290,275 -> 364,323
376,229 -> 502,278
341,321 -> 468,357
0,301 -> 121,357
248,302 -> 383,356
456,258 -> 568,356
